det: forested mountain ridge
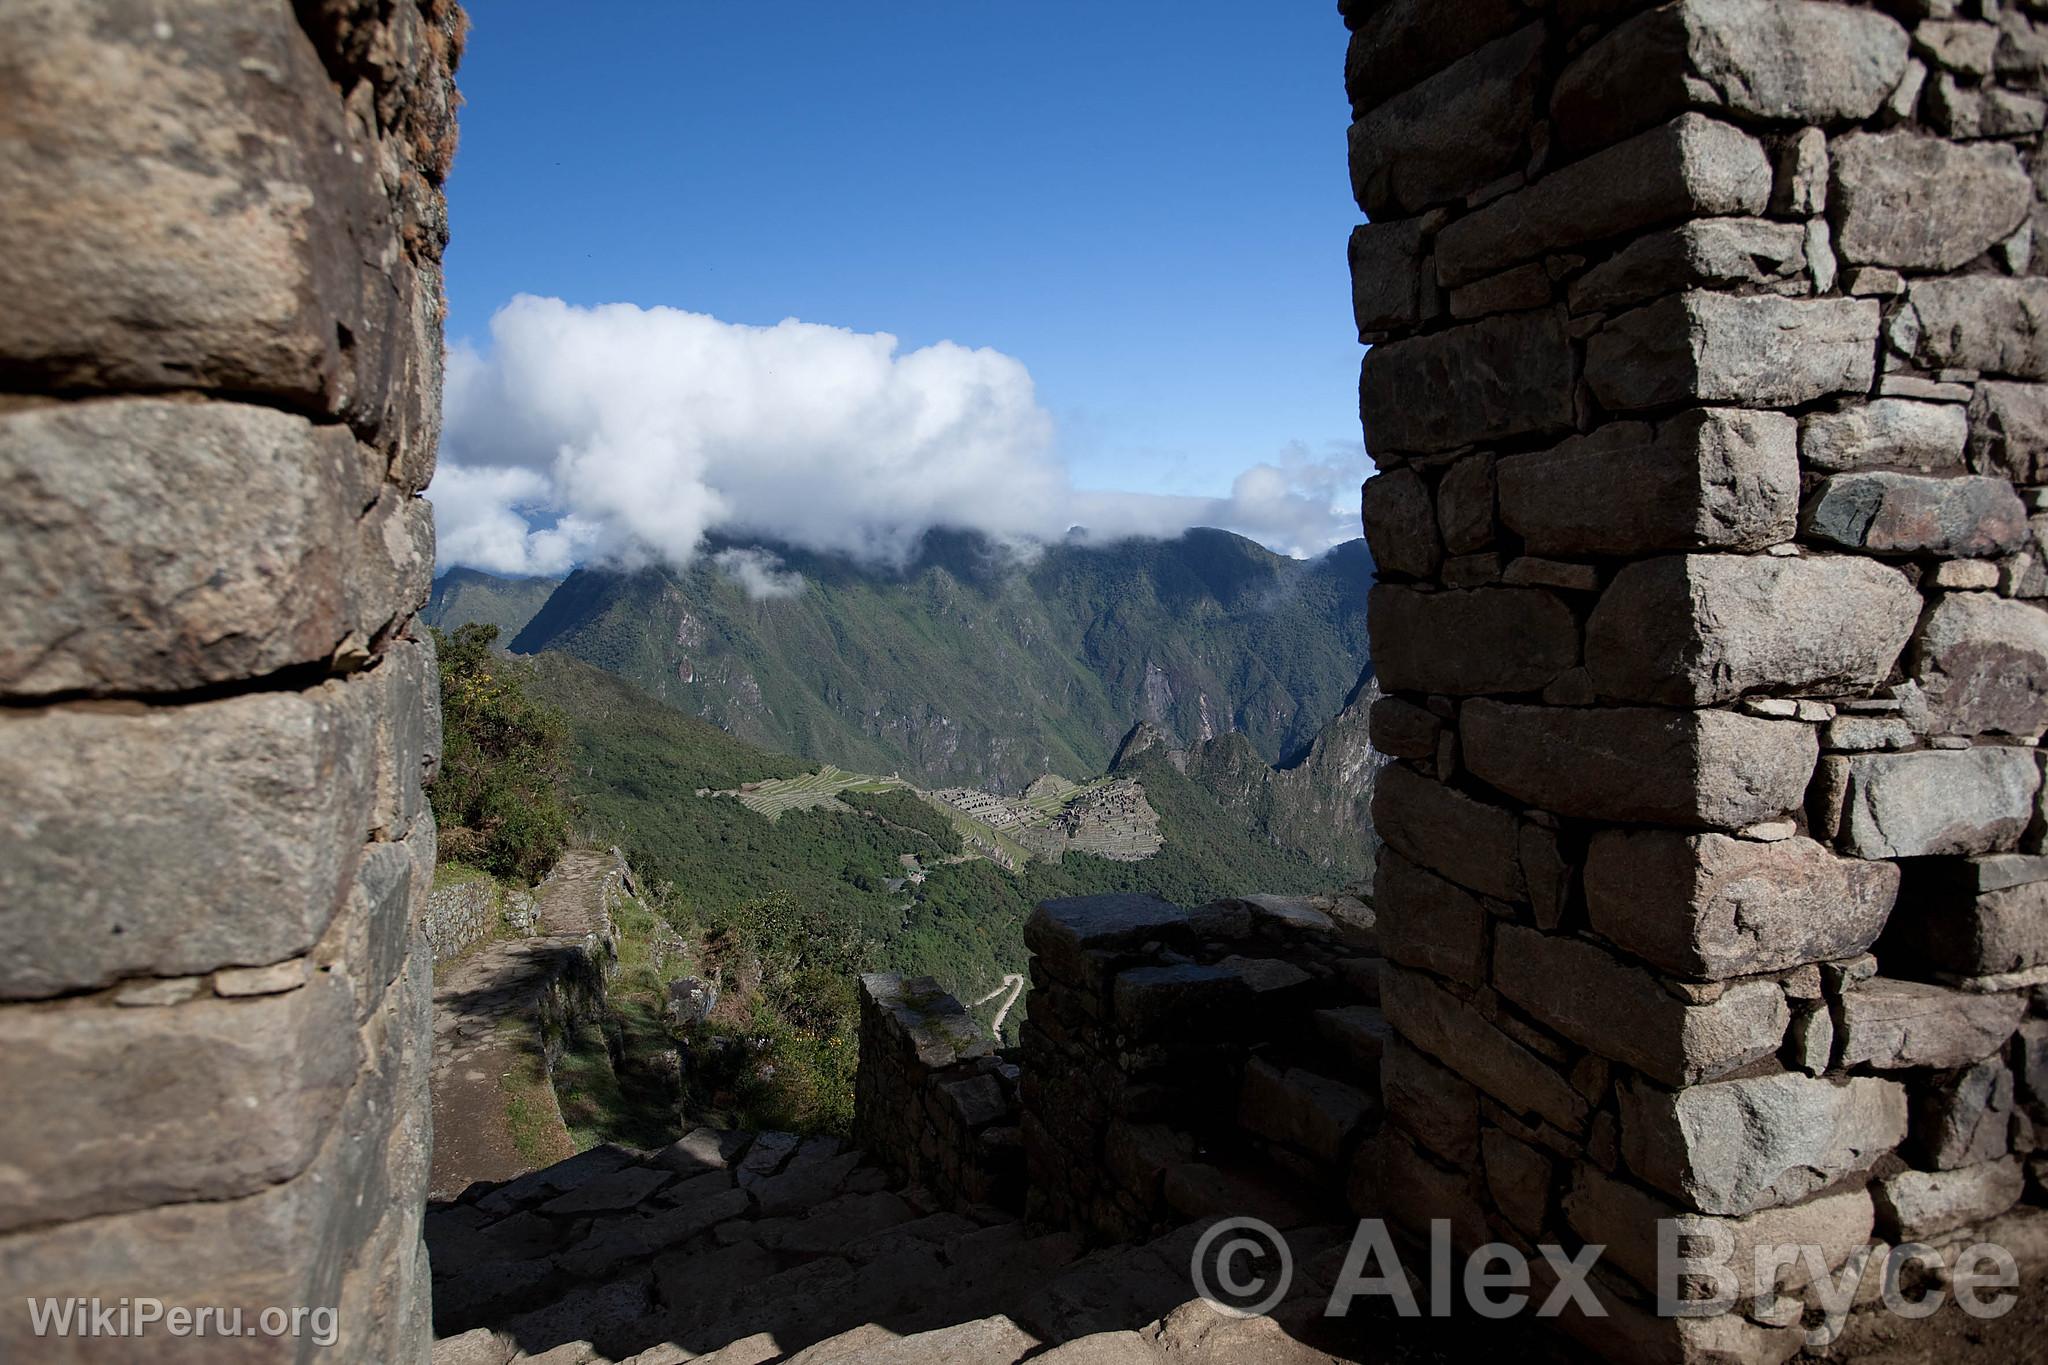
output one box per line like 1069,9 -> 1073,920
427,527 -> 1373,795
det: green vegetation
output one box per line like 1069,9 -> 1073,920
841,787 -> 964,855
430,624 -> 578,882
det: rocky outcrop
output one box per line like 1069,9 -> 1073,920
0,2 -> 459,1359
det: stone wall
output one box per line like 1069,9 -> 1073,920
1347,0 -> 2048,1358
854,974 -> 1026,1212
425,877 -> 543,964
1019,895 -> 1384,1245
0,2 -> 460,1360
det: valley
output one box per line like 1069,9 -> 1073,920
421,526 -> 1382,1140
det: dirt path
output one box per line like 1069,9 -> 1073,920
427,851 -> 618,1201
968,973 -> 1026,1039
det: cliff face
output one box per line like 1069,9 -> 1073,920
0,4 -> 461,1358
1117,670 -> 1385,885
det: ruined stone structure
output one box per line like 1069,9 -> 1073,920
853,975 -> 1026,1212
0,2 -> 460,1358
1020,895 -> 1383,1246
1348,0 -> 2048,1357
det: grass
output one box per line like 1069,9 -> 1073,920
499,1039 -> 576,1169
431,859 -> 497,892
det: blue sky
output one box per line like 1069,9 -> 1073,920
435,1 -> 1367,574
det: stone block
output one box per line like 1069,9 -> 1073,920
1619,1070 -> 1908,1216
1553,0 -> 1909,149
1910,276 -> 2048,378
1347,24 -> 1545,218
0,680 -> 376,1000
1238,1059 -> 1374,1166
0,400 -> 402,697
1367,695 -> 1440,759
1380,1038 -> 1480,1168
1836,977 -> 2024,1069
1314,1005 -> 1391,1072
1909,593 -> 2048,736
1566,1165 -> 1874,1303
1832,748 -> 2041,858
1374,1130 -> 1494,1253
1343,0 -> 1527,112
1884,863 -> 2048,979
1916,18 -> 1999,75
1447,263 -> 1553,320
0,971 -> 358,1232
1586,294 -> 1880,412
1803,472 -> 2029,557
1371,763 -> 1526,903
0,0 -> 414,441
1568,218 -> 1807,316
1801,399 -> 1968,473
1492,925 -> 1789,1087
1831,131 -> 2031,270
1772,126 -> 1828,217
1359,308 -> 1576,456
1436,114 -> 1774,288
1348,219 -> 1426,336
1968,382 -> 2048,484
1538,1265 -> 1806,1365
1498,410 -> 1799,558
1025,896 -> 1187,992
367,634 -> 440,841
1585,554 -> 1920,706
1435,454 -> 1496,555
1912,1058 -> 2015,1169
1874,1157 -> 2024,1240
2020,1019 -> 2048,1124
1585,832 -> 1898,981
1112,964 -> 1250,1041
1368,586 -> 1579,697
1360,466 -> 1441,580
1374,850 -> 1491,987
1380,964 -> 1588,1135
1462,700 -> 1818,829
1927,74 -> 2048,138
1482,1128 -> 1553,1240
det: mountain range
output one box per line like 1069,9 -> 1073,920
427,527 -> 1375,797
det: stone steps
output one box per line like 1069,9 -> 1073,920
428,1129 -> 1360,1365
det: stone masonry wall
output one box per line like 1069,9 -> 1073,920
1348,0 -> 2048,1359
854,973 -> 1027,1213
0,3 -> 460,1361
1020,894 -> 1385,1246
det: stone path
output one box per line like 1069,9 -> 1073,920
428,851 -> 621,1201
426,1130 -> 1402,1365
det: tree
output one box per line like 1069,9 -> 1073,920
430,624 -> 576,882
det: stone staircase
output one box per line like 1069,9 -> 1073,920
426,1128 -> 1391,1365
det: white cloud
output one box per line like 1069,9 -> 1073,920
432,296 -> 1363,575
712,547 -> 807,600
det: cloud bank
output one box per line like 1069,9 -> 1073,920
434,296 -> 1364,579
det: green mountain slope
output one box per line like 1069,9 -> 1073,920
425,567 -> 561,640
498,528 -> 1372,795
517,650 -> 1343,1011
